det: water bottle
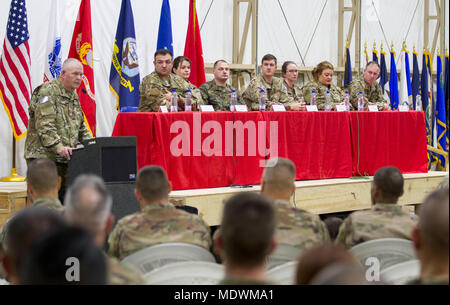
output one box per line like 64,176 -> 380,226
324,90 -> 332,111
230,90 -> 237,112
259,89 -> 266,111
310,90 -> 317,106
357,92 -> 364,111
184,90 -> 192,111
344,91 -> 350,111
170,89 -> 178,112
415,94 -> 422,111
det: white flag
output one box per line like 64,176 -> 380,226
43,0 -> 62,82
399,50 -> 412,107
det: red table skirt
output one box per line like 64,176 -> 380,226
112,111 -> 428,190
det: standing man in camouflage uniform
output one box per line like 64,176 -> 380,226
302,61 -> 345,110
108,166 -> 211,260
64,174 -> 145,285
335,166 -> 418,248
242,54 -> 292,110
24,58 -> 92,201
261,158 -> 330,250
137,49 -> 200,112
199,60 -> 240,111
346,61 -> 388,111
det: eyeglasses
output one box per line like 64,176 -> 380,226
287,70 -> 298,73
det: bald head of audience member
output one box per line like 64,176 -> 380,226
371,166 -> 404,205
261,158 -> 296,202
26,158 -> 61,202
412,187 -> 449,280
215,193 -> 277,280
2,207 -> 67,284
64,174 -> 114,247
134,166 -> 172,208
296,243 -> 359,285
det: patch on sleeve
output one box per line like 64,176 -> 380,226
39,96 -> 49,104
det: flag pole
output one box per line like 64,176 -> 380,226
1,134 -> 26,182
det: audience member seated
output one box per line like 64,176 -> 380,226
172,55 -> 203,107
108,165 -> 212,260
409,187 -> 449,285
20,226 -> 107,285
215,193 -> 278,285
323,217 -> 344,241
335,166 -> 418,248
1,207 -> 67,284
302,61 -> 345,110
64,174 -> 145,285
295,243 -> 359,285
309,262 -> 370,285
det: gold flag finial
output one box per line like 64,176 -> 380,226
346,37 -> 349,47
402,41 -> 407,51
413,44 -> 416,53
380,42 -> 384,51
373,41 -> 377,50
446,48 -> 448,56
390,41 -> 394,52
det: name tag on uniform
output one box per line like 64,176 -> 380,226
235,105 -> 248,112
271,105 -> 286,111
399,105 -> 410,112
336,105 -> 347,112
159,106 -> 168,113
200,105 -> 215,112
306,105 -> 318,112
368,105 -> 378,112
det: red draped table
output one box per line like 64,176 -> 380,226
112,111 -> 428,190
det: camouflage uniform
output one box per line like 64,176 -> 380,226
137,72 -> 200,112
346,76 -> 387,111
302,80 -> 345,110
186,81 -> 203,108
31,197 -> 64,213
107,255 -> 146,285
274,200 -> 330,249
199,80 -> 241,111
107,203 -> 212,260
24,78 -> 92,198
283,80 -> 304,103
219,276 -> 277,285
335,203 -> 418,248
242,74 -> 293,110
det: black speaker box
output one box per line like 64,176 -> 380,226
67,137 -> 137,187
105,182 -> 141,227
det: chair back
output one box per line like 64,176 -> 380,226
380,260 -> 420,285
266,244 -> 302,270
266,261 -> 298,284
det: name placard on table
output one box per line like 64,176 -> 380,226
368,105 -> 378,112
271,105 -> 286,111
306,105 -> 318,112
234,105 -> 248,112
200,105 -> 215,112
336,105 -> 347,112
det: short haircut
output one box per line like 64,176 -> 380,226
172,56 -> 191,72
4,207 -> 67,272
296,243 -> 357,285
366,61 -> 380,70
20,226 -> 107,285
261,54 -> 277,66
373,166 -> 404,201
220,193 -> 276,267
312,61 -> 334,81
26,158 -> 59,194
324,217 -> 344,241
136,166 -> 170,202
154,48 -> 173,59
281,61 -> 296,74
213,60 -> 228,69
262,158 -> 296,194
417,187 -> 449,257
64,174 -> 112,236
62,58 -> 82,71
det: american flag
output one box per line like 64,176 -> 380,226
0,0 -> 31,140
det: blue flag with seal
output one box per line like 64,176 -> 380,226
109,0 -> 140,112
379,49 -> 388,95
436,54 -> 448,169
157,0 -> 174,55
343,45 -> 352,87
411,50 -> 420,110
389,49 -> 399,110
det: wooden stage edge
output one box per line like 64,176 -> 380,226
170,171 -> 448,226
1,171 -> 447,228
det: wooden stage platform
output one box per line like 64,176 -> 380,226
0,171 -> 447,228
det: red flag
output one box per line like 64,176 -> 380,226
183,0 -> 206,87
0,0 -> 31,140
68,0 -> 96,136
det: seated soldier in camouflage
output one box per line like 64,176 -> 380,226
302,61 -> 345,110
137,49 -> 200,112
261,158 -> 330,249
215,193 -> 278,285
345,61 -> 388,111
281,61 -> 306,111
64,174 -> 145,285
108,166 -> 212,260
242,54 -> 292,110
199,60 -> 241,111
409,187 -> 449,285
335,166 -> 418,248
172,56 -> 203,105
